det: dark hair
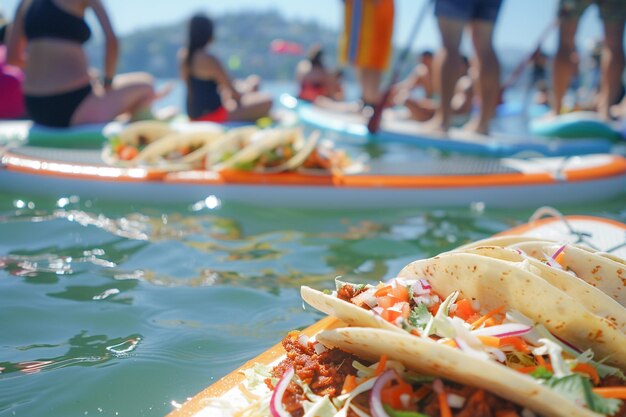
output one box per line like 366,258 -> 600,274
307,44 -> 324,68
185,13 -> 214,74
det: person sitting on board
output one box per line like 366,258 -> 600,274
425,0 -> 503,134
179,13 -> 272,123
0,13 -> 25,120
550,0 -> 625,120
338,0 -> 395,112
392,50 -> 435,106
6,0 -> 163,128
296,44 -> 332,102
403,55 -> 474,123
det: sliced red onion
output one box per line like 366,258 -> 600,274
419,279 -> 432,290
270,366 -> 294,417
471,323 -> 532,338
551,244 -> 567,261
554,334 -> 582,353
369,369 -> 397,417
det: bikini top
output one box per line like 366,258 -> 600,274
24,0 -> 91,44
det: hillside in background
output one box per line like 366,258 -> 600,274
86,11 -> 340,81
86,10 -> 526,83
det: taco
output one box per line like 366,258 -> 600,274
507,242 -> 625,307
212,330 -> 617,417
453,245 -> 625,332
204,125 -> 260,169
214,128 -> 319,173
317,327 -> 625,417
457,237 -> 625,307
103,120 -> 223,169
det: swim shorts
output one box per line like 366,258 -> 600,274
435,0 -> 503,22
339,0 -> 394,72
559,0 -> 626,22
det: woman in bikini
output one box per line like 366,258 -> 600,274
179,13 -> 272,123
6,0 -> 158,128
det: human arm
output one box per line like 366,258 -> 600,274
89,0 -> 118,90
5,0 -> 30,68
201,54 -> 242,102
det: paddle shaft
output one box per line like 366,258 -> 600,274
367,0 -> 433,134
501,19 -> 557,92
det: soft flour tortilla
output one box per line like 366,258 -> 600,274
509,242 -> 625,307
457,236 -> 626,306
398,252 -> 626,369
205,125 -> 260,169
215,128 -> 319,173
457,245 -> 626,332
317,327 -> 601,417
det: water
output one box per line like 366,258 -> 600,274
2,80 -> 626,416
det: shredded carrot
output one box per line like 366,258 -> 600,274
499,336 -> 530,354
477,335 -> 501,348
470,306 -> 505,330
437,384 -> 453,417
534,353 -> 546,367
428,302 -> 441,316
592,387 -> 626,399
375,354 -> 388,376
573,363 -> 600,385
341,374 -> 358,394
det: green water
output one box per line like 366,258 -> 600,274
1,191 -> 625,417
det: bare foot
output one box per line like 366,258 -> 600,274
462,117 -> 489,135
421,114 -> 449,133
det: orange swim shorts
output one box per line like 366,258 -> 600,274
339,0 -> 395,72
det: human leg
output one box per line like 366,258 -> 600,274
226,91 -> 273,122
427,16 -> 464,131
71,72 -> 156,125
357,68 -> 383,106
552,17 -> 579,115
596,20 -> 625,119
467,20 -> 500,134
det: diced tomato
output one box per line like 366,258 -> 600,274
390,285 -> 409,302
378,295 -> 402,309
381,380 -> 414,410
453,298 -> 475,321
401,302 -> 411,320
375,285 -> 393,297
381,308 -> 402,323
119,145 -> 139,160
428,302 -> 441,316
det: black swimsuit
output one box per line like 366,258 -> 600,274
186,76 -> 224,120
23,0 -> 93,127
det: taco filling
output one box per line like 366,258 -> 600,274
325,278 -> 625,415
265,331 -> 548,417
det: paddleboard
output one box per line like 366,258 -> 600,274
283,95 -> 615,157
530,111 -> 624,142
165,213 -> 626,417
1,145 -> 625,208
0,120 -> 109,149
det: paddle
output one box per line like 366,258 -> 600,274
367,0 -> 433,134
500,19 -> 558,94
